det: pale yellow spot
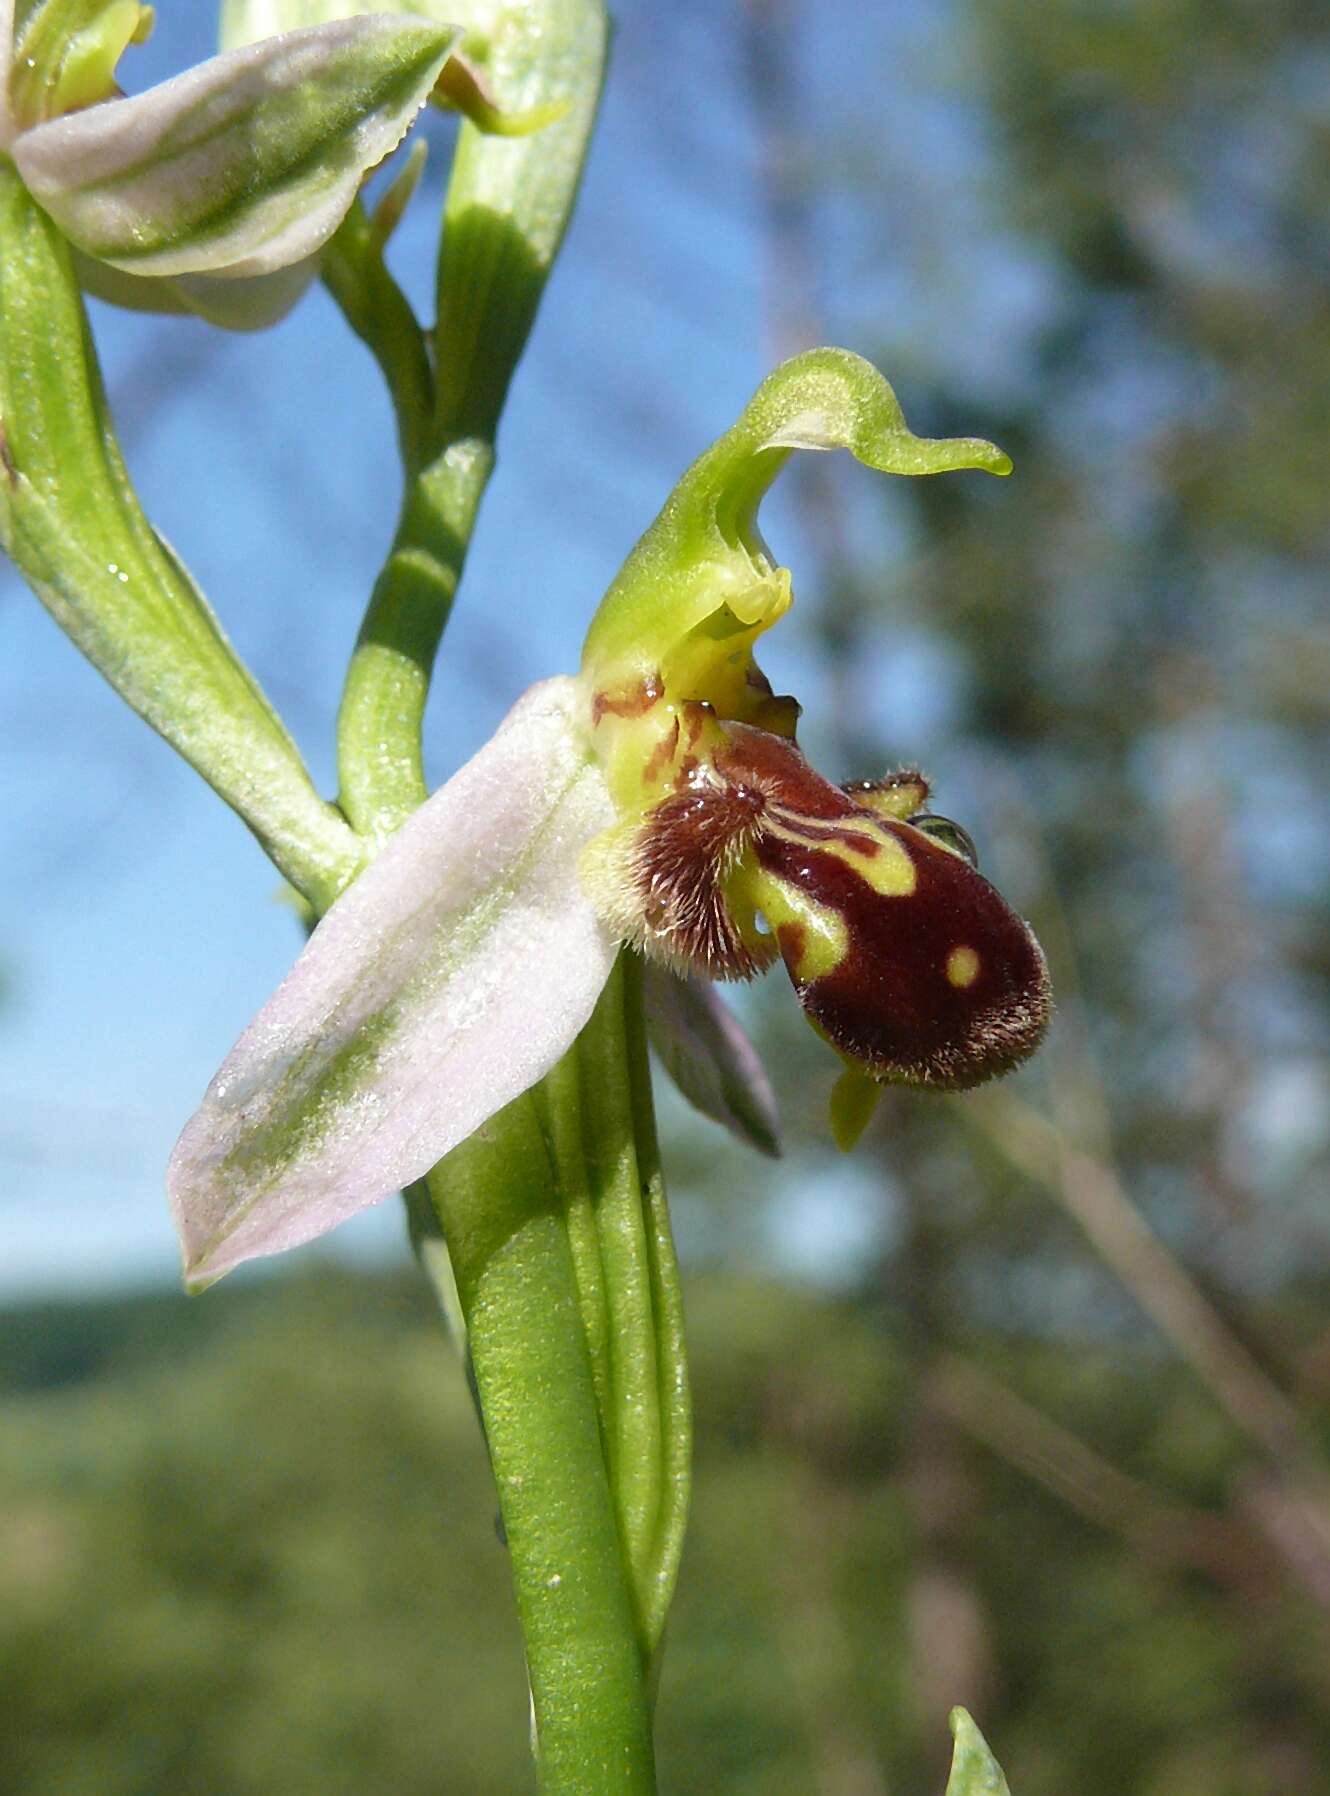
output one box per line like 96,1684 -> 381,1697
745,871 -> 848,981
946,945 -> 981,988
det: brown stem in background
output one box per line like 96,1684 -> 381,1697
929,1352 -> 1272,1591
966,1087 -> 1330,1608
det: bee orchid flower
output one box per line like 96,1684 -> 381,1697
0,0 -> 457,328
168,348 -> 1052,1286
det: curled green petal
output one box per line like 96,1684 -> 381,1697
581,346 -> 1009,694
13,16 -> 456,278
7,0 -> 152,130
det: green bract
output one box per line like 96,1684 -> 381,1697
945,1709 -> 1014,1796
2,5 -> 456,325
0,160 -> 362,908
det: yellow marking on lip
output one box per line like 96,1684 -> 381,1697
946,945 -> 980,988
766,815 -> 917,896
743,871 -> 848,982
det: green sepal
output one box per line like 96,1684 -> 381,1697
7,0 -> 152,130
944,1709 -> 1013,1796
0,161 -> 361,910
12,17 -> 456,279
581,346 -> 1011,691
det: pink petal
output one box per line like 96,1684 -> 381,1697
169,676 -> 616,1286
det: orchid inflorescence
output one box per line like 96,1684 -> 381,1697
168,347 -> 1051,1285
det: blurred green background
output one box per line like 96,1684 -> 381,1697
3,0 -> 1330,1789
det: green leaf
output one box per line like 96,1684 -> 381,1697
431,0 -> 608,439
8,0 -> 152,128
12,16 -> 456,278
0,162 -> 361,909
945,1709 -> 1013,1796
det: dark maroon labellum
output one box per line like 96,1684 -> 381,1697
610,719 -> 1051,1090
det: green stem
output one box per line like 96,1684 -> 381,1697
323,6 -> 685,1780
335,438 -> 493,837
427,1090 -> 658,1796
321,197 -> 434,472
422,956 -> 692,1787
333,0 -> 608,842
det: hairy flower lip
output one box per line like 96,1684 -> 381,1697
584,714 -> 1051,1093
756,818 -> 1052,1091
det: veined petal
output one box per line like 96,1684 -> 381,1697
643,964 -> 780,1158
13,16 -> 456,278
169,676 -> 617,1288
